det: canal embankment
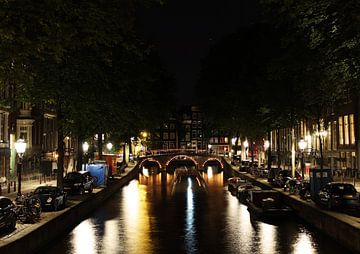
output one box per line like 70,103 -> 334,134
0,165 -> 139,254
226,160 -> 360,253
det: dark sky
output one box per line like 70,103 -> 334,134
137,0 -> 258,105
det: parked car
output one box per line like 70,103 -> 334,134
0,196 -> 16,231
63,171 -> 94,194
317,182 -> 360,210
34,186 -> 67,211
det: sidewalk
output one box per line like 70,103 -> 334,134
0,178 -> 57,200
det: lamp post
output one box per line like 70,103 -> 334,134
208,144 -> 212,154
243,140 -> 249,160
14,139 -> 27,195
82,142 -> 89,170
298,139 -> 307,179
264,140 -> 270,165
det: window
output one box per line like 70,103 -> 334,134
192,130 -> 197,139
163,123 -> 168,129
192,121 -> 197,129
350,114 -> 355,145
185,132 -> 190,141
185,124 -> 190,130
338,116 -> 344,145
169,132 -> 175,140
163,132 -> 168,140
344,115 -> 349,145
169,142 -> 176,149
170,123 -> 175,129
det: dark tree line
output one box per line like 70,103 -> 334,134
196,0 -> 360,170
0,0 -> 174,187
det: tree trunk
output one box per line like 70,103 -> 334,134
97,132 -> 103,160
233,131 -> 240,156
276,129 -> 281,169
267,129 -> 272,171
123,143 -> 126,164
56,101 -> 65,189
317,118 -> 324,170
76,135 -> 83,171
128,136 -> 132,161
250,138 -> 254,163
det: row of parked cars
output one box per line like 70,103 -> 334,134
236,159 -> 360,212
0,170 -> 96,233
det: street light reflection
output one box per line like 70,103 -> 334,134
71,220 -> 97,254
293,232 -> 314,254
185,177 -> 196,252
259,223 -> 276,254
122,180 -> 152,253
207,166 -> 213,179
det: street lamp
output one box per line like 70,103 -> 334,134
243,140 -> 249,160
14,139 -> 27,195
208,144 -> 212,154
106,142 -> 113,152
298,139 -> 307,179
82,142 -> 89,170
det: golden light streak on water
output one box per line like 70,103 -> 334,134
70,220 -> 97,254
122,180 -> 153,254
259,223 -> 277,254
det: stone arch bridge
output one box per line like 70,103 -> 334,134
136,151 -> 228,171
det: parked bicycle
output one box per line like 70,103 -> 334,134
15,192 -> 42,223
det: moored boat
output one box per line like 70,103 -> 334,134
247,190 -> 292,219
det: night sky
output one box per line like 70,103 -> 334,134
137,0 -> 258,105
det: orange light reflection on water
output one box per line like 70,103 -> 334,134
121,180 -> 153,254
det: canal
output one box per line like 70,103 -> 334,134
43,167 -> 349,254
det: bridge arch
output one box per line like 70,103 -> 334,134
165,155 -> 198,167
139,158 -> 162,169
201,158 -> 224,169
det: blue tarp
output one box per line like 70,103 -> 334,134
87,162 -> 108,187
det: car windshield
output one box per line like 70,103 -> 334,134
332,184 -> 357,195
35,188 -> 55,195
64,173 -> 82,180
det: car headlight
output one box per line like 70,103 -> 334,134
74,183 -> 81,186
47,197 -> 53,203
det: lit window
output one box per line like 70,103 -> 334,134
350,114 -> 355,145
338,117 -> 343,145
344,115 -> 349,145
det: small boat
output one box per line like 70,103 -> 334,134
227,177 -> 247,194
236,183 -> 261,203
247,190 -> 292,219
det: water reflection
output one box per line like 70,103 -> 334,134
70,220 -> 97,254
43,166 -> 349,254
185,178 -> 196,253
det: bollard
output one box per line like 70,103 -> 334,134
13,181 -> 16,192
40,175 -> 42,184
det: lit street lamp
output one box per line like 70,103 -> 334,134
82,142 -> 89,170
106,142 -> 113,152
14,139 -> 27,195
208,144 -> 212,154
298,139 -> 307,179
243,140 -> 249,160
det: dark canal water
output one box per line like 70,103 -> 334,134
43,167 -> 350,254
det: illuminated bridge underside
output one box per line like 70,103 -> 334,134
138,152 -> 225,171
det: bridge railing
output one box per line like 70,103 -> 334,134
138,148 -> 225,158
